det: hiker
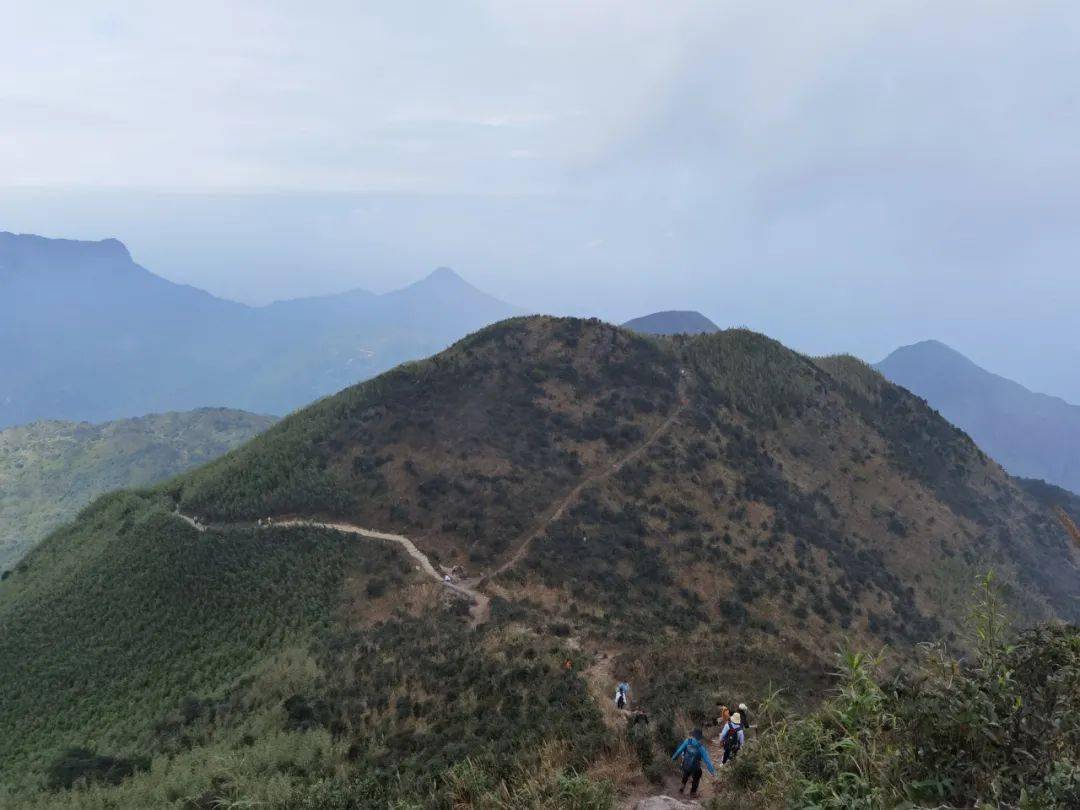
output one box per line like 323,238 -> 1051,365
738,702 -> 751,729
719,711 -> 746,765
628,709 -> 650,727
614,681 -> 630,710
713,704 -> 730,742
671,728 -> 716,796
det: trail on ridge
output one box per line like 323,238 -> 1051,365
174,510 -> 492,624
172,376 -> 688,627
488,388 -> 687,580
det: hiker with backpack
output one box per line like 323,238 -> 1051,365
671,728 -> 716,796
719,711 -> 746,765
614,681 -> 630,710
737,702 -> 751,729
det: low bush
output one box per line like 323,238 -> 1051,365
724,575 -> 1080,808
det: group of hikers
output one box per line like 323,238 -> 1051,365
671,703 -> 750,796
613,683 -> 751,798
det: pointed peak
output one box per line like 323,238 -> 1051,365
424,266 -> 465,283
881,340 -> 974,365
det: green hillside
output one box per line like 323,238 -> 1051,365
1,317 -> 1077,808
0,408 -> 275,569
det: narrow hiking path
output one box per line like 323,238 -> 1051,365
487,386 -> 687,580
174,511 -> 492,624
173,377 -> 688,627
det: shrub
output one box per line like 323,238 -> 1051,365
727,575 -> 1080,808
46,747 -> 149,790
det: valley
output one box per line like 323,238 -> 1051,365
0,408 -> 275,570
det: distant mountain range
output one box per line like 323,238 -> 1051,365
622,309 -> 719,335
0,408 -> 275,569
876,340 -> 1080,494
0,232 -> 519,427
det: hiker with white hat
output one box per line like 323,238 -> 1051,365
719,711 -> 746,765
737,701 -> 751,729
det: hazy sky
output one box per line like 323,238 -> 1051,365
3,1 -> 1080,399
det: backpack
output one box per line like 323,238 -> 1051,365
724,723 -> 743,752
681,739 -> 703,772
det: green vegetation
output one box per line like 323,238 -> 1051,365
3,317 -> 1080,807
172,317 -> 679,571
717,577 -> 1080,808
0,408 -> 274,569
0,491 -> 409,792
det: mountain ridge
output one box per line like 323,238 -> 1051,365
876,339 -> 1080,493
1,231 -> 518,427
2,316 -> 1078,805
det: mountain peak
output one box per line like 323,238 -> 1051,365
414,266 -> 473,290
622,310 -> 719,335
0,231 -> 133,271
878,340 -> 981,373
426,266 -> 463,282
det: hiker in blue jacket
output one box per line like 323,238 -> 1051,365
671,727 -> 716,796
719,711 -> 746,764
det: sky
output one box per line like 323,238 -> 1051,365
3,0 -> 1080,399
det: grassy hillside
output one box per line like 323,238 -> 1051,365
0,408 -> 275,569
2,317 -> 1078,807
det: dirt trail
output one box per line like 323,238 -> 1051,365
173,511 -> 492,624
173,377 -> 687,628
488,387 -> 687,580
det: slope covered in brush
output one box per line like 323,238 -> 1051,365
172,318 -> 1079,640
2,316 -> 1078,807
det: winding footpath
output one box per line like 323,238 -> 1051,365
175,511 -> 492,624
173,380 -> 687,628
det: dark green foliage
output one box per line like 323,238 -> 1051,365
0,492 -> 407,786
627,722 -> 656,778
522,491 -> 707,643
5,317 -> 1080,807
169,317 -> 680,575
816,355 -> 986,522
0,408 -> 275,569
46,747 -> 149,790
730,585 -> 1080,808
308,615 -> 607,795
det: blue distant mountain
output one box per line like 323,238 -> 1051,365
0,232 -> 518,427
876,340 -> 1080,494
622,310 -> 719,335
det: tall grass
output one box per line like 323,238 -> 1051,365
717,574 -> 1080,808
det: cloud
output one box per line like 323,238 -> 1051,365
3,1 -> 1080,398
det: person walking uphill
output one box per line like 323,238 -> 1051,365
671,728 -> 716,796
